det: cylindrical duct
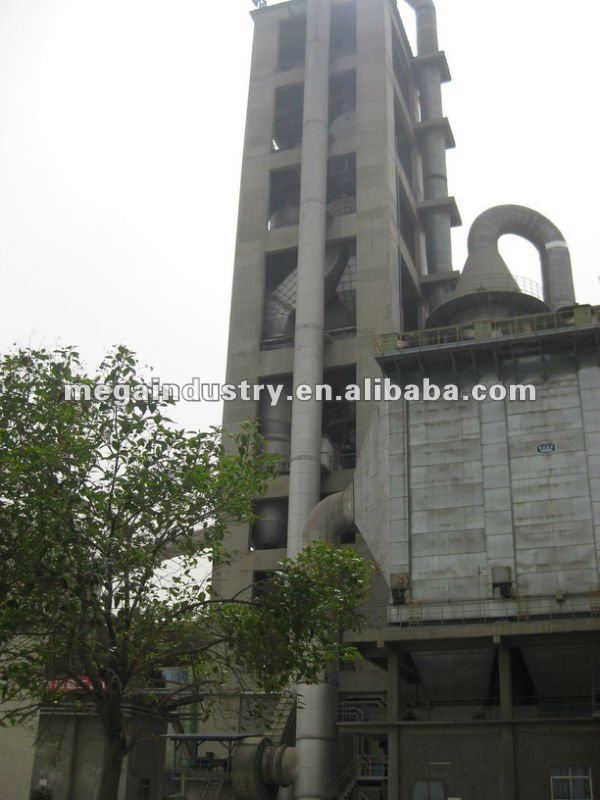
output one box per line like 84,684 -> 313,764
286,0 -> 331,559
259,381 -> 292,474
406,0 -> 453,281
252,500 -> 287,550
294,677 -> 339,800
409,0 -> 439,54
286,5 -> 332,800
467,205 -> 576,310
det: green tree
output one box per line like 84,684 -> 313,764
0,347 -> 370,800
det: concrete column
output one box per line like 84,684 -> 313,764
286,0 -> 331,558
498,644 -> 513,721
386,652 -> 400,800
498,643 -> 518,800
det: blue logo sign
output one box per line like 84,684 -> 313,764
536,441 -> 556,455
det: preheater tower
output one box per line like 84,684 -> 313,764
214,3 -> 600,800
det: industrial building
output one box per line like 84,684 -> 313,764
208,1 -> 600,799
5,1 -> 600,798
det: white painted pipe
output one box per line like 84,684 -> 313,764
286,0 -> 331,558
295,484 -> 354,800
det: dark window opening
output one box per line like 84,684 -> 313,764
252,570 -> 275,599
327,153 -> 356,217
322,365 -> 356,471
331,3 -> 357,56
395,99 -> 413,185
412,781 -> 445,800
272,83 -> 304,152
400,259 -> 420,332
392,30 -> 411,105
251,499 -> 288,550
268,166 -> 301,229
262,250 -> 297,347
325,240 -> 356,336
329,71 -> 357,133
278,16 -> 307,71
397,180 -> 416,265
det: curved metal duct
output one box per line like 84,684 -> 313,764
467,205 -> 575,311
302,483 -> 354,547
263,245 -> 352,340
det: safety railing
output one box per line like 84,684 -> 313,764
338,696 -> 387,723
375,305 -> 600,355
356,756 -> 388,780
514,274 -> 544,300
377,592 -> 600,627
513,696 -> 593,719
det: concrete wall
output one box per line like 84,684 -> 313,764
383,350 -> 600,610
0,710 -> 38,800
30,709 -> 165,800
397,721 -> 600,800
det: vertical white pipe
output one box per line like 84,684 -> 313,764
287,0 -> 331,559
285,5 -> 334,800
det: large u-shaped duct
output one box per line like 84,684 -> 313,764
467,205 -> 576,310
294,484 -> 354,800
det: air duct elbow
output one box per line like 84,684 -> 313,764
468,205 -> 576,310
302,482 -> 354,546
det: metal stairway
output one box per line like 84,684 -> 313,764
330,759 -> 357,800
330,756 -> 389,800
201,776 -> 224,800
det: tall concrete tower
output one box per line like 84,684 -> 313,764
217,0 -> 459,593
209,3 -> 600,800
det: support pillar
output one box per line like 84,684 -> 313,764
498,642 -> 518,800
387,651 -> 400,800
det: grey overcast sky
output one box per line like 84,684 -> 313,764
0,0 -> 598,432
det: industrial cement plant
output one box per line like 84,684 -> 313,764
5,1 -> 600,798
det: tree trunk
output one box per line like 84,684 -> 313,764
98,718 -> 128,800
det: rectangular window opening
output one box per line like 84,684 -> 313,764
278,16 -> 307,71
252,570 -> 275,599
397,180 -> 416,265
268,167 -> 301,230
392,30 -> 411,105
322,364 -> 357,471
331,3 -> 357,56
327,153 -> 356,217
325,239 -> 356,338
395,98 -> 413,186
272,83 -> 304,152
412,781 -> 445,800
251,498 -> 289,550
400,258 -> 420,333
329,71 -> 357,138
262,250 -> 297,348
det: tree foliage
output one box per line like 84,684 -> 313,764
0,347 -> 370,799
